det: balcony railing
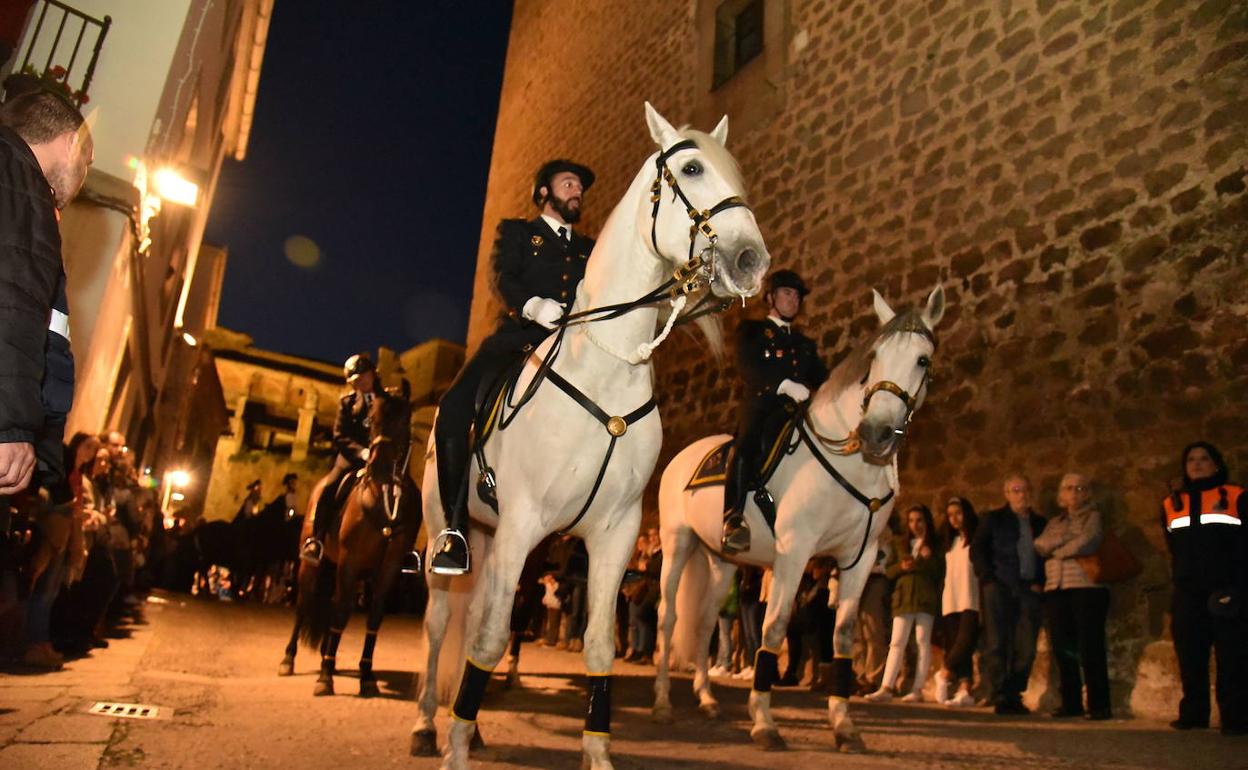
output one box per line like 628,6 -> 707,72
5,1 -> 110,108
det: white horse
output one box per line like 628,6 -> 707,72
411,103 -> 770,770
652,285 -> 945,752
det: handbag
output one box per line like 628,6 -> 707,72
1076,529 -> 1141,583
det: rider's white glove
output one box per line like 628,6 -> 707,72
359,447 -> 371,462
777,379 -> 811,403
523,296 -> 566,330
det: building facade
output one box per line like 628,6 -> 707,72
2,0 -> 274,476
470,0 -> 1248,717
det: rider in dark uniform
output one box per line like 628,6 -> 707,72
429,159 -> 597,575
300,353 -> 380,564
721,270 -> 828,555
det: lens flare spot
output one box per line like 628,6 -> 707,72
284,235 -> 321,268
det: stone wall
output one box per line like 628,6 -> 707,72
472,0 -> 1248,717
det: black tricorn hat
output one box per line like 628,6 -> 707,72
767,269 -> 810,297
532,159 -> 595,206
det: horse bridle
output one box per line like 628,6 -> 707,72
649,138 -> 751,294
365,429 -> 413,538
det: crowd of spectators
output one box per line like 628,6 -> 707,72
1,431 -> 172,669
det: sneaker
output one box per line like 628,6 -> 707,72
900,691 -> 923,703
734,666 -> 754,680
708,664 -> 728,678
864,688 -> 893,703
948,690 -> 976,708
934,673 -> 950,704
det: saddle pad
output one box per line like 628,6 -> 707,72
686,438 -> 733,490
684,417 -> 798,492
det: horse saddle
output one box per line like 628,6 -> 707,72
467,354 -> 530,514
685,416 -> 800,531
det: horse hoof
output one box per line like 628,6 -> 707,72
698,702 -> 720,720
835,732 -> 866,753
359,678 -> 379,698
410,730 -> 438,757
278,658 -> 294,677
313,679 -> 334,697
751,728 -> 786,751
470,726 -> 486,752
651,704 -> 673,723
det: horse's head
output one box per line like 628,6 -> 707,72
642,102 -> 769,300
855,285 -> 945,461
366,383 -> 413,484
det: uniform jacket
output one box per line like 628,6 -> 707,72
0,126 -> 74,444
736,317 -> 828,401
1163,481 -> 1248,594
333,391 -> 374,465
483,217 -> 594,352
970,505 -> 1047,591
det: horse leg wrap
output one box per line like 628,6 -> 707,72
831,656 -> 854,699
752,648 -> 780,693
451,659 -> 493,723
509,633 -> 522,659
361,629 -> 378,664
584,674 -> 612,736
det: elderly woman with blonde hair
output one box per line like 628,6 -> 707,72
1033,473 -> 1111,720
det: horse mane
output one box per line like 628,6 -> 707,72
812,308 -> 933,410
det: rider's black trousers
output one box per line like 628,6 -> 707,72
723,393 -> 796,516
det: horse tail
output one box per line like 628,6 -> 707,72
298,559 -> 337,650
661,438 -> 717,670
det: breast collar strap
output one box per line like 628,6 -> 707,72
541,367 -> 656,534
795,417 -> 894,571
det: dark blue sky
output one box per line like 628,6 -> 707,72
204,1 -> 513,364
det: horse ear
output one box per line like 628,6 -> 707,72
644,101 -> 679,148
710,114 -> 729,146
872,289 -> 896,325
922,284 -> 946,329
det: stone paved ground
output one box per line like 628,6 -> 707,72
1,594 -> 1242,769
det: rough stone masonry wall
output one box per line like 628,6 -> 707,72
471,0 -> 1248,717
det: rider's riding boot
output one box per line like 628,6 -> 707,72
300,482 -> 341,565
721,451 -> 752,555
430,429 -> 471,575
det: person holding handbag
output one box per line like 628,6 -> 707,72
1033,473 -> 1111,720
1163,442 -> 1248,735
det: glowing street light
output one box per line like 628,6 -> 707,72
153,167 -> 199,207
168,469 -> 191,488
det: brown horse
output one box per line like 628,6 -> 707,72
277,385 -> 422,697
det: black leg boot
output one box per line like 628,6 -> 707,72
430,427 -> 471,575
721,449 -> 752,555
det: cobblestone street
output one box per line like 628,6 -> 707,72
1,594 -> 1241,769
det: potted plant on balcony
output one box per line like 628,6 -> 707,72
2,63 -> 88,106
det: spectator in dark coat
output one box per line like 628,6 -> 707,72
971,474 -> 1046,715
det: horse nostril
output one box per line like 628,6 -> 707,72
736,248 -> 760,272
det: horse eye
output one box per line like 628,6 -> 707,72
682,161 -> 703,176
918,355 -> 931,368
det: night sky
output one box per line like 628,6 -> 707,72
204,1 -> 513,365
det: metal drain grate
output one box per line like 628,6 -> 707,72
87,702 -> 167,720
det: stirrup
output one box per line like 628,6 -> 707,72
300,537 -> 324,565
721,515 -> 750,555
400,549 -> 423,575
430,529 -> 470,576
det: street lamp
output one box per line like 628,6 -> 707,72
161,469 -> 193,526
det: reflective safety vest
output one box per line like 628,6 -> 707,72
1164,484 -> 1244,532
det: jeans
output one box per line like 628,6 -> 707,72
740,599 -> 764,664
981,582 -> 1042,706
715,615 -> 734,668
880,612 -> 934,694
856,574 -> 890,686
27,548 -> 66,645
941,610 -> 981,682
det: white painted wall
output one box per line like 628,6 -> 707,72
15,0 -> 192,179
